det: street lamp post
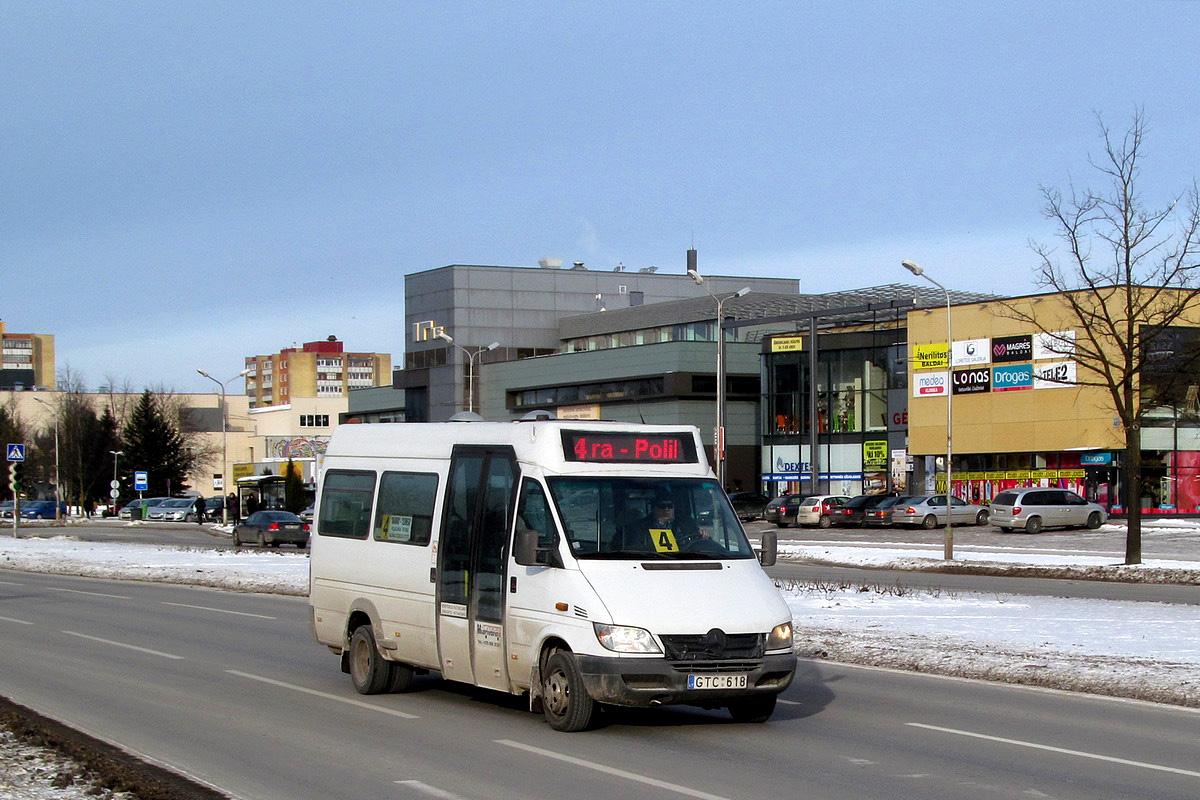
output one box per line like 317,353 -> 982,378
436,333 -> 500,415
32,397 -> 61,520
197,368 -> 251,524
689,269 -> 751,489
110,450 -> 123,517
902,259 -> 955,560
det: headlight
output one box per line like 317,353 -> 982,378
766,622 -> 793,651
593,623 -> 662,654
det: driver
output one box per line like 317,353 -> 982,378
638,492 -> 702,552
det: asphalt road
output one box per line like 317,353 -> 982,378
0,570 -> 1198,800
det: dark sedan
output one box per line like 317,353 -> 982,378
232,510 -> 310,548
727,492 -> 770,521
831,494 -> 892,527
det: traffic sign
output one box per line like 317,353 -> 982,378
6,444 -> 25,462
134,471 -> 148,492
109,488 -> 120,499
110,480 -> 120,489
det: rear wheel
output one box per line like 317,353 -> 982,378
542,651 -> 596,732
1086,511 -> 1102,530
921,514 -> 938,530
349,626 -> 390,695
1025,516 -> 1043,534
818,515 -> 831,529
728,694 -> 777,723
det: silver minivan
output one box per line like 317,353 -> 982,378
989,488 -> 1106,533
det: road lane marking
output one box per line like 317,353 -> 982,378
0,615 -> 33,625
226,670 -> 419,719
63,631 -> 184,659
495,739 -> 735,800
48,587 -> 133,599
908,723 -> 1200,778
161,601 -> 276,619
394,780 -> 467,798
0,580 -> 25,586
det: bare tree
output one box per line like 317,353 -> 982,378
1004,110 -> 1200,564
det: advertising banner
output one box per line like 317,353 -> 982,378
952,366 -> 991,394
912,370 -> 949,397
863,440 -> 888,470
913,343 -> 949,370
770,334 -> 805,352
1033,360 -> 1076,388
992,334 -> 1033,363
951,338 -> 990,366
1034,330 -> 1076,360
992,363 -> 1034,391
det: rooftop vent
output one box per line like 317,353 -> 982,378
538,258 -> 563,269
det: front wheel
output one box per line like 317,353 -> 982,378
975,510 -> 989,525
1086,511 -> 1102,530
922,514 -> 938,530
542,652 -> 596,732
728,694 -> 777,723
349,626 -> 391,695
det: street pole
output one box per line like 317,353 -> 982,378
689,268 -> 751,488
903,260 -> 954,560
436,333 -> 500,415
198,368 -> 250,524
32,397 -> 61,520
109,450 -> 123,517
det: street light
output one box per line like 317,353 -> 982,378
197,367 -> 251,524
689,268 -> 751,488
902,259 -> 955,560
32,397 -> 61,521
110,450 -> 123,517
436,333 -> 500,415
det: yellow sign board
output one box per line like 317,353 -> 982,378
913,343 -> 949,370
770,335 -> 805,353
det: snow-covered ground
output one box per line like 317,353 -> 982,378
0,525 -> 1197,798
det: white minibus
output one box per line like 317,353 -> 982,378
309,417 -> 795,731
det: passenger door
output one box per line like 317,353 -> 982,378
437,445 -> 517,692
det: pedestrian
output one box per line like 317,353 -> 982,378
246,494 -> 259,516
193,495 -> 205,524
226,493 -> 240,524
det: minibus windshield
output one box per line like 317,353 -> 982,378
546,477 -> 756,560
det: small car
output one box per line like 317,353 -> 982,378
861,495 -> 919,526
0,500 -> 14,519
233,510 -> 310,547
727,492 -> 770,521
119,497 -> 169,520
147,497 -> 196,521
831,494 -> 892,527
17,500 -> 68,520
989,488 -> 1107,534
299,504 -> 315,524
184,496 -> 226,522
765,494 -> 851,528
890,495 -> 990,529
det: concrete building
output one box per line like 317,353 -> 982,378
244,336 -> 391,409
0,320 -> 55,391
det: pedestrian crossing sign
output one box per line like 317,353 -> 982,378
6,444 -> 25,462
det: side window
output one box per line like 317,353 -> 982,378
1023,491 -> 1045,506
1063,491 -> 1086,505
516,479 -> 557,550
374,471 -> 438,545
317,469 -> 376,539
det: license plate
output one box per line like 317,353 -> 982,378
687,674 -> 748,690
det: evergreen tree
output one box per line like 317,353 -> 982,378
121,391 -> 191,498
284,458 -> 305,513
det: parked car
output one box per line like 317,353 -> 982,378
989,488 -> 1107,534
148,497 -> 196,521
831,494 -> 892,527
891,495 -> 990,529
233,510 -> 310,547
0,500 -> 14,519
181,496 -> 225,522
727,492 -> 770,521
119,497 -> 169,520
861,495 -> 919,526
18,500 -> 69,520
766,494 -> 851,528
299,504 -> 315,524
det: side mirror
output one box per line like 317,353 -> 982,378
514,528 -> 539,566
758,530 -> 777,567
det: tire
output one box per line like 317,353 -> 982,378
818,515 -> 831,529
999,526 -> 1013,533
1086,511 -> 1102,530
975,510 -> 989,525
385,661 -> 416,693
542,651 -> 596,732
185,513 -> 195,523
922,514 -> 938,530
348,626 -> 390,695
1025,516 -> 1043,534
728,694 -> 777,723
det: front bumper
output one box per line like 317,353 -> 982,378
573,651 -> 796,708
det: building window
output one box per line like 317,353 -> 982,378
300,414 -> 330,427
